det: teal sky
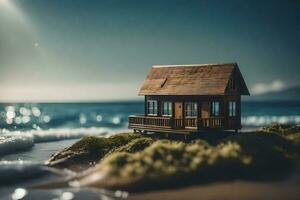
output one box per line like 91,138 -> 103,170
0,0 -> 299,101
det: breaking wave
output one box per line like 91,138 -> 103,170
242,115 -> 300,127
1,127 -> 111,142
0,135 -> 34,155
0,127 -> 115,156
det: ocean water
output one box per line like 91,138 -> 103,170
0,101 -> 299,199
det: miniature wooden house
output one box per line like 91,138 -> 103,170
128,63 -> 250,134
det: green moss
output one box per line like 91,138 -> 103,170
257,123 -> 300,158
47,133 -> 146,170
260,124 -> 300,141
110,137 -> 155,155
91,127 -> 300,191
68,133 -> 143,156
223,132 -> 298,178
97,139 -> 250,189
47,123 -> 300,191
260,123 -> 300,133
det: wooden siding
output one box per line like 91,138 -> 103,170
133,95 -> 241,132
223,95 -> 241,129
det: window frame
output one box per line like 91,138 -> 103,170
147,100 -> 158,115
184,102 -> 197,118
211,101 -> 220,117
162,101 -> 172,116
228,101 -> 237,117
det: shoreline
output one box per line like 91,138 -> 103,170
129,180 -> 300,200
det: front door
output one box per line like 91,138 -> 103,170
201,102 -> 210,128
174,102 -> 183,128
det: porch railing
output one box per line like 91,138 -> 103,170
200,117 -> 224,128
128,115 -> 224,129
129,116 -> 172,128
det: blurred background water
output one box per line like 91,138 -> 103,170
1,101 -> 300,132
0,102 -> 141,131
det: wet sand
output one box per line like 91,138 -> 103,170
129,180 -> 300,200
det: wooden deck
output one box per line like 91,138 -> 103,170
128,115 -> 225,134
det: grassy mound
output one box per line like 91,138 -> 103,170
46,133 -> 152,171
46,123 -> 300,191
93,139 -> 251,191
260,124 -> 300,142
224,133 -> 298,179
77,124 -> 300,191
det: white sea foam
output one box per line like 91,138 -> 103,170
1,127 -> 111,143
0,127 -> 113,156
31,127 -> 111,143
5,188 -> 128,200
0,135 -> 34,155
242,115 -> 300,127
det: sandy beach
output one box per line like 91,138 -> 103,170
130,180 -> 300,200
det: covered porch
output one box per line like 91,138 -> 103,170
128,115 -> 225,134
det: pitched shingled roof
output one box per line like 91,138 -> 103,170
138,63 -> 250,96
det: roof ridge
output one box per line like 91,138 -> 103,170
152,62 -> 237,68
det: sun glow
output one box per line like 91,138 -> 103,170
0,0 -> 50,61
1,0 -> 23,17
0,0 -> 35,35
0,0 -> 8,4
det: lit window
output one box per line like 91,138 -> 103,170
229,101 -> 236,117
211,101 -> 220,116
162,101 -> 172,116
185,102 -> 197,117
147,100 -> 157,115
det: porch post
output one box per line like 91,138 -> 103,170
182,101 -> 185,128
171,101 -> 175,128
144,96 -> 147,116
197,101 -> 202,130
222,96 -> 227,129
